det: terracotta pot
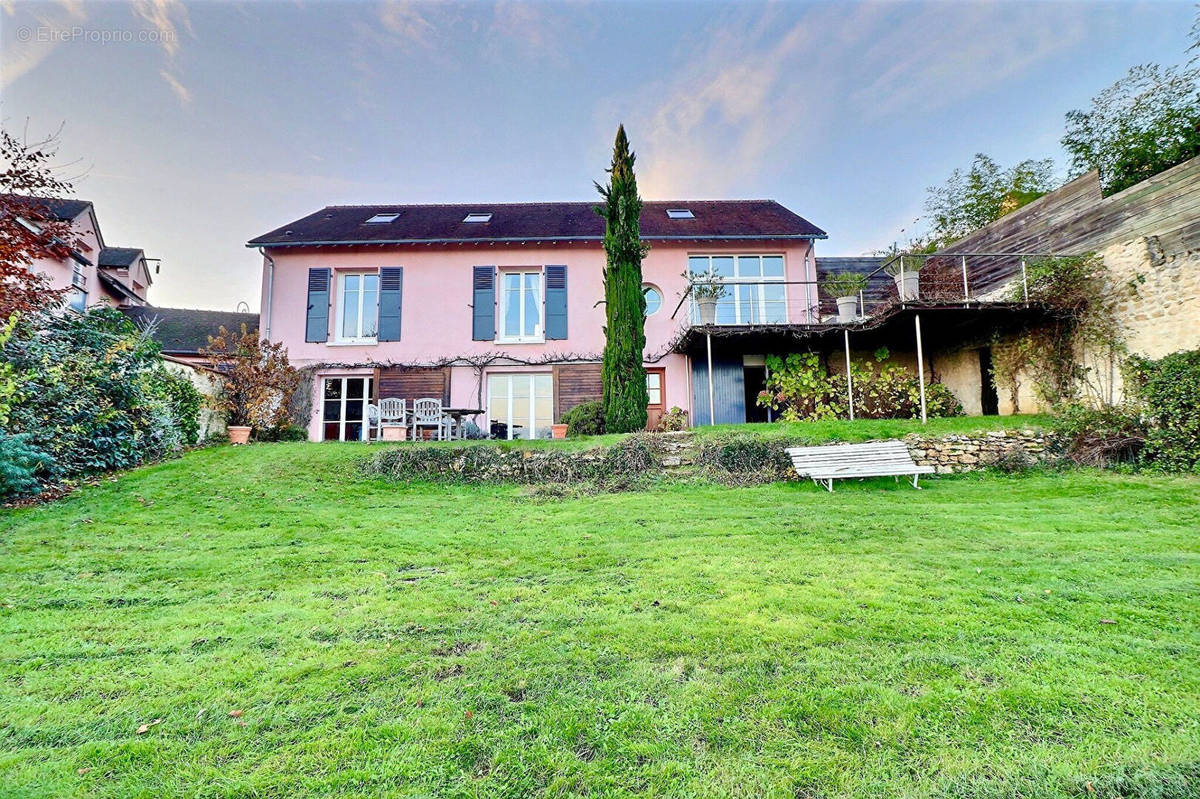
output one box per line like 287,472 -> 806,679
551,424 -> 569,439
381,424 -> 408,442
228,425 -> 252,445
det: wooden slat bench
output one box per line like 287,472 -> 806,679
785,440 -> 935,492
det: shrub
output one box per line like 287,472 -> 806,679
656,406 -> 689,432
1128,349 -> 1200,471
695,435 -> 793,485
562,400 -> 606,437
1049,403 -> 1146,467
0,433 -> 52,499
983,446 -> 1038,474
823,272 -> 868,299
255,424 -> 308,442
0,307 -> 198,492
460,421 -> 486,440
759,350 -> 962,422
160,369 -> 203,447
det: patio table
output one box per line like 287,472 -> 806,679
442,408 -> 485,439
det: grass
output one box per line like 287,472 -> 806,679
1,441 -> 1197,798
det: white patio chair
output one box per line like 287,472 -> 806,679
365,403 -> 381,441
378,397 -> 407,430
411,397 -> 445,441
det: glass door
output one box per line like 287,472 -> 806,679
488,374 -> 553,439
322,376 -> 374,441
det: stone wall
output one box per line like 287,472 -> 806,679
903,429 -> 1055,473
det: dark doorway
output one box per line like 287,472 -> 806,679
743,365 -> 769,422
979,348 -> 1000,416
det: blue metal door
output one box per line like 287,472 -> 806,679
691,355 -> 746,425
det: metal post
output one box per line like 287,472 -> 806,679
858,289 -> 865,319
899,255 -> 905,308
705,332 -> 715,426
961,255 -> 969,306
915,314 -> 928,424
1020,257 -> 1029,305
844,329 -> 854,421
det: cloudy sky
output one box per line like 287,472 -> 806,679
1,0 -> 1193,310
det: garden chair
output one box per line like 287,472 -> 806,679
365,403 -> 380,441
378,397 -> 407,433
411,398 -> 446,441
786,440 -> 934,492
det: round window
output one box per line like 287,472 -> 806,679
643,284 -> 663,316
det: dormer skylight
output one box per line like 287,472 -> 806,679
364,213 -> 400,224
463,212 -> 493,223
666,208 -> 694,219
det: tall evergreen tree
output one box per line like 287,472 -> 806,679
595,125 -> 649,433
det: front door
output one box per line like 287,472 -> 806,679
645,368 -> 666,430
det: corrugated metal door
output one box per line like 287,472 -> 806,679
691,355 -> 746,425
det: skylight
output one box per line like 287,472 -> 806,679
463,212 -> 493,223
666,208 -> 694,219
364,213 -> 400,224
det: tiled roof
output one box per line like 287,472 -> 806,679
1,194 -> 93,221
98,247 -> 144,267
121,306 -> 259,355
248,200 -> 826,247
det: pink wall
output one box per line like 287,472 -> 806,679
259,239 -> 817,439
26,206 -> 149,310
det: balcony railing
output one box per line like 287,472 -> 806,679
676,252 -> 1051,327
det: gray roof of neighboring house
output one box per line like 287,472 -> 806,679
98,247 -> 144,267
35,196 -> 93,221
248,200 -> 827,247
122,306 -> 259,356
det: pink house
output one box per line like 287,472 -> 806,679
248,201 -> 827,441
15,196 -> 154,310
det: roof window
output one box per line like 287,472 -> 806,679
666,208 -> 694,219
364,213 -> 400,224
463,212 -> 493,223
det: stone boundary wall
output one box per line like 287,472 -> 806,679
365,428 -> 1059,484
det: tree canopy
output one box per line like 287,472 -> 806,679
922,153 -> 1056,249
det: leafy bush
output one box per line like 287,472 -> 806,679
823,272 -> 868,298
161,369 -> 203,447
0,433 -> 52,499
656,406 -> 689,432
983,446 -> 1038,474
202,324 -> 302,434
562,400 -> 606,437
0,308 -> 199,493
694,435 -> 793,485
255,424 -> 308,442
759,351 -> 962,422
1128,349 -> 1200,472
460,421 -> 486,440
1048,403 -> 1146,468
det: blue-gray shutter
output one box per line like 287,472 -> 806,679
377,267 -> 403,341
690,354 -> 746,425
472,266 -> 495,340
545,265 -> 567,340
305,268 -> 331,343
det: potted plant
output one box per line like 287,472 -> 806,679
883,256 -> 922,301
684,270 -> 726,324
824,272 -> 868,323
551,423 -> 569,439
202,325 -> 303,445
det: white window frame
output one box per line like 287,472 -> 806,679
335,271 -> 380,344
689,253 -> 788,325
642,283 -> 663,316
68,287 -> 87,313
496,268 -> 544,344
321,376 -> 373,441
487,373 -> 553,440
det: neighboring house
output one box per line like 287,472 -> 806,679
248,201 -> 826,440
121,306 -> 261,441
11,195 -> 155,311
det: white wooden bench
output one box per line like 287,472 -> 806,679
785,440 -> 934,492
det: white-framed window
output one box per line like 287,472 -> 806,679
336,272 -> 379,343
68,288 -> 87,313
688,254 -> 787,324
498,269 -> 543,343
646,370 -> 662,406
643,284 -> 663,316
322,376 -> 374,441
488,373 -> 553,440
71,262 -> 86,289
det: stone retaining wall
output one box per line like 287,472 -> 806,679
903,430 -> 1056,473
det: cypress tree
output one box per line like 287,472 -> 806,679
596,124 -> 649,433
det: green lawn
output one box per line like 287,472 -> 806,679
1,442 -> 1197,798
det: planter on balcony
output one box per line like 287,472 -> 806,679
697,298 -> 718,325
836,296 -> 858,323
894,272 -> 920,301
